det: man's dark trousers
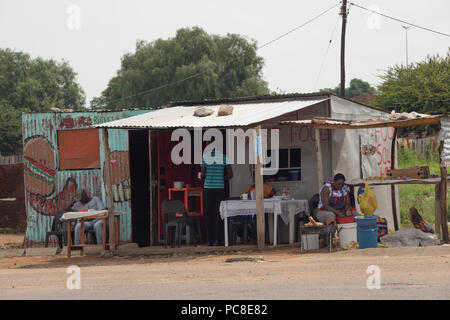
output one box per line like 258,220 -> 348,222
204,188 -> 225,244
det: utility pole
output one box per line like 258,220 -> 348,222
403,25 -> 410,67
340,0 -> 348,98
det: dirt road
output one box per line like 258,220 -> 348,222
0,245 -> 449,300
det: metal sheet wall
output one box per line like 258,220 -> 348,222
440,118 -> 450,167
22,110 -> 151,246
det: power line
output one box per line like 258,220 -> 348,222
98,2 -> 342,107
349,1 -> 450,37
100,72 -> 206,106
314,11 -> 341,91
257,2 -> 341,50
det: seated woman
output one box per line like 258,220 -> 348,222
315,173 -> 355,225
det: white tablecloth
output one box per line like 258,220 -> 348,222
60,210 -> 125,221
219,198 -> 309,225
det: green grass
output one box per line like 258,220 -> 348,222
397,147 -> 449,229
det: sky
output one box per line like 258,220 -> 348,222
0,0 -> 449,107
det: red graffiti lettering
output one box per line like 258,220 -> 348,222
299,126 -> 309,142
381,128 -> 388,142
377,144 -> 382,166
388,127 -> 394,140
59,116 -> 93,129
290,126 -> 298,145
60,116 -> 75,129
374,128 -> 381,144
309,127 -> 315,142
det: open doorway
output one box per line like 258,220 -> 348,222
129,130 -> 150,247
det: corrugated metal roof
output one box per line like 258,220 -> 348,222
440,117 -> 450,167
280,115 -> 443,129
94,98 -> 328,129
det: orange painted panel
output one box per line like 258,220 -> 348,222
58,129 -> 100,169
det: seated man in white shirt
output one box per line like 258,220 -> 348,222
70,189 -> 106,245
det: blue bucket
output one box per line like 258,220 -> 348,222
355,216 -> 378,229
357,227 -> 378,249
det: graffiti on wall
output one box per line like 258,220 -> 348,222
23,136 -> 78,216
59,114 -> 122,129
103,150 -> 131,202
290,125 -> 330,144
374,127 -> 395,177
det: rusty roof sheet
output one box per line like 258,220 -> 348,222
280,115 -> 444,129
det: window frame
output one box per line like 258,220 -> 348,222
259,147 -> 302,181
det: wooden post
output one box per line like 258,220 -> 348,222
148,129 -> 153,246
254,125 -> 265,249
80,218 -> 85,256
435,182 -> 441,240
339,0 -> 348,98
102,128 -> 116,251
67,219 -> 72,257
390,128 -> 399,231
438,139 -> 449,242
314,128 -> 324,191
440,166 -> 448,242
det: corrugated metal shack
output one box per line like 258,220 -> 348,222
96,93 -> 403,245
22,109 -> 152,247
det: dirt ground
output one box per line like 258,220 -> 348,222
0,233 -> 449,299
0,233 -> 24,249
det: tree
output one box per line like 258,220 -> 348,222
374,52 -> 449,115
0,48 -> 85,155
91,27 -> 270,109
320,78 -> 377,99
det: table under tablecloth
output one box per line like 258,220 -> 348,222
219,198 -> 309,225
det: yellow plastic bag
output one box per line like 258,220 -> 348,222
357,182 -> 378,215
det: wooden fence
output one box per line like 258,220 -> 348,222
0,155 -> 23,165
397,136 -> 440,154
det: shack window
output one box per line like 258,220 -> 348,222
262,148 -> 302,181
58,129 -> 100,170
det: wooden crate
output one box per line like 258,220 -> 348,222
387,166 -> 430,179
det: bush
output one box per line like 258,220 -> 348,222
398,147 -> 449,228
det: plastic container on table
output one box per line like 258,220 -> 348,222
337,222 -> 357,247
357,227 -> 378,249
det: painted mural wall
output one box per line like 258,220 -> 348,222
22,110 -> 151,246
